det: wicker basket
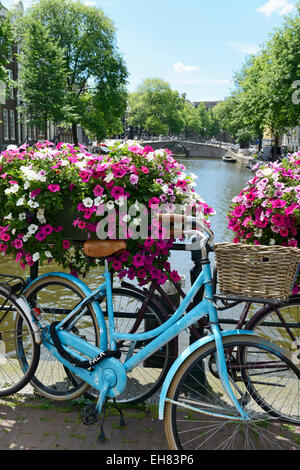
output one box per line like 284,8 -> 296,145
214,243 -> 300,301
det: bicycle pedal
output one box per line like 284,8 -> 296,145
81,405 -> 99,425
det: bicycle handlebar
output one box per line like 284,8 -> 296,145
157,213 -> 215,254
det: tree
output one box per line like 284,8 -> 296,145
0,14 -> 13,84
17,22 -> 67,138
17,0 -> 128,144
128,78 -> 185,136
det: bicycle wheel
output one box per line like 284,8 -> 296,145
244,297 -> 300,423
88,287 -> 175,405
164,335 -> 300,450
22,275 -> 100,401
0,290 -> 40,396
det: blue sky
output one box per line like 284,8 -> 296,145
3,0 -> 298,102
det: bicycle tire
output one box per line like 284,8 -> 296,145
244,296 -> 300,423
22,275 -> 100,401
87,287 -> 176,405
0,290 -> 40,396
164,334 -> 300,450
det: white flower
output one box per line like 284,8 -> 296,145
32,252 -> 40,262
104,172 -> 114,183
83,197 -> 93,208
107,201 -> 115,210
254,229 -> 263,238
262,168 -> 273,177
19,212 -> 26,221
147,152 -> 155,161
122,214 -> 131,222
28,224 -> 38,234
115,197 -> 125,207
3,213 -> 12,220
28,199 -> 39,208
37,208 -> 46,224
45,251 -> 52,258
162,184 -> 169,194
75,161 -> 86,170
11,228 -> 16,235
6,144 -> 17,150
5,184 -> 18,194
270,239 -> 276,245
24,181 -> 30,190
16,197 -> 25,206
94,197 -> 104,207
23,234 -> 29,242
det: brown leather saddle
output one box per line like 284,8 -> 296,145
83,240 -> 127,258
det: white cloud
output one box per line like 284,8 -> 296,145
84,0 -> 96,6
256,0 -> 295,16
172,62 -> 199,74
227,42 -> 260,55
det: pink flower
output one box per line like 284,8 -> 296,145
35,232 -> 47,241
62,240 -> 70,249
30,189 -> 41,198
170,270 -> 181,283
12,239 -> 23,249
132,253 -> 145,268
130,174 -> 139,185
148,197 -> 160,208
141,166 -> 149,174
279,228 -> 289,237
93,185 -> 104,197
112,259 -> 122,270
0,244 -> 8,252
48,184 -> 60,192
111,186 -> 125,200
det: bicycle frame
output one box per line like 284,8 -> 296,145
38,253 -> 251,421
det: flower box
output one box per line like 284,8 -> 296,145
0,141 -> 213,284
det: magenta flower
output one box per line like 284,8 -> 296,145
62,240 -> 70,249
30,189 -> 41,198
132,253 -> 145,268
35,232 -> 47,241
111,186 -> 125,200
93,185 -> 104,197
12,239 -> 23,249
112,259 -> 122,271
48,184 -> 60,192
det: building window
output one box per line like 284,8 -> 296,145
2,109 -> 9,140
7,71 -> 14,100
9,110 -> 15,140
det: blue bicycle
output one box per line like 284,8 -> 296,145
2,216 -> 300,449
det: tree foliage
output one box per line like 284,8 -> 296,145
216,3 -> 300,150
0,14 -> 13,84
16,0 -> 128,143
18,21 -> 67,138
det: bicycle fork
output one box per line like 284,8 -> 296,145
210,323 -> 250,421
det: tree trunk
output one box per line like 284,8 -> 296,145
273,135 -> 279,161
72,122 -> 78,146
44,117 -> 48,140
258,134 -> 263,151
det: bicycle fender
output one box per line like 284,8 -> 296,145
158,329 -> 255,420
24,272 -> 108,350
16,297 -> 42,345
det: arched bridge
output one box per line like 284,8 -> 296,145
142,140 -> 231,158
